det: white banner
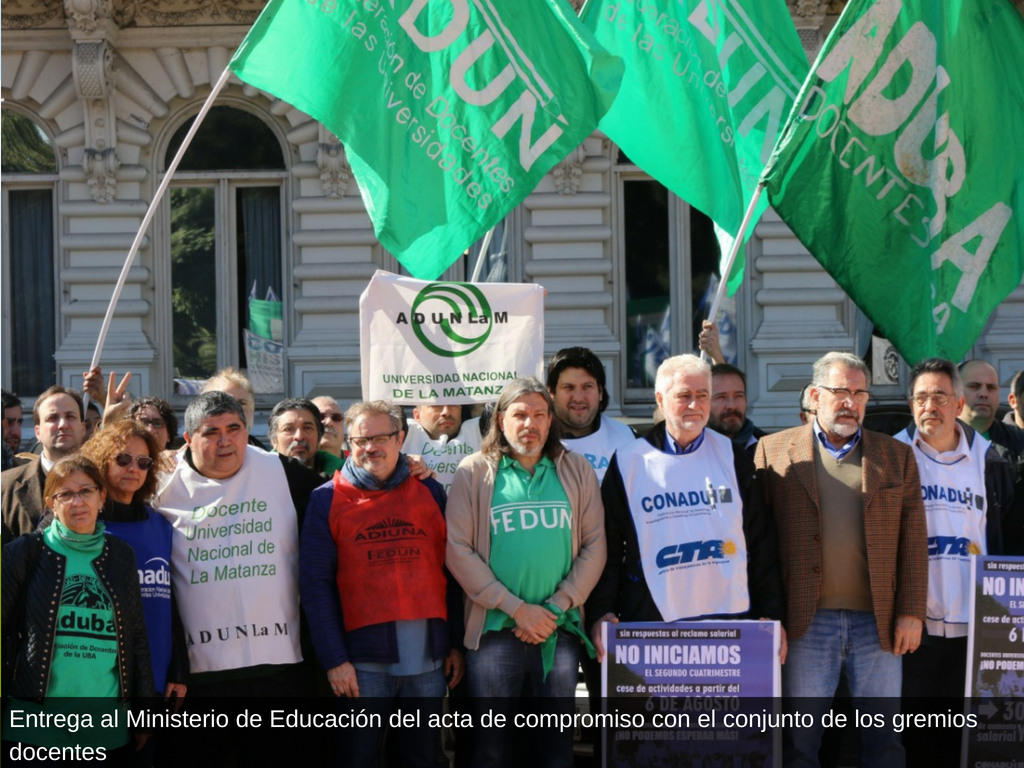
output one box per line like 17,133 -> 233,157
360,271 -> 545,404
243,328 -> 284,394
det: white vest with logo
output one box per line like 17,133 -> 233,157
895,427 -> 989,638
402,417 -> 481,492
618,429 -> 749,621
156,446 -> 302,673
561,414 -> 636,482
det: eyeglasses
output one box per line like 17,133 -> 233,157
322,414 -> 343,423
349,431 -> 399,449
818,385 -> 872,404
912,393 -> 952,407
51,485 -> 101,507
139,418 -> 166,429
114,452 -> 155,471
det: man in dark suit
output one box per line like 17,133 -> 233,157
755,352 -> 927,768
2,385 -> 88,544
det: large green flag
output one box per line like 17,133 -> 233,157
762,0 -> 1024,365
581,0 -> 808,295
231,0 -> 623,279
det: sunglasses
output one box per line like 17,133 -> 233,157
114,452 -> 155,471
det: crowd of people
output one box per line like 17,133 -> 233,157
2,334 -> 1023,768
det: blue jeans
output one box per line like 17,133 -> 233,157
783,610 -> 903,768
467,629 -> 579,768
337,666 -> 446,768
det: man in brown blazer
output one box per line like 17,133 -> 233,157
2,386 -> 87,544
755,352 -> 927,768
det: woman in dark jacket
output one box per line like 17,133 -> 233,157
81,420 -> 188,699
1,455 -> 155,762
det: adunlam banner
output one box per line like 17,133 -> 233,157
359,270 -> 545,404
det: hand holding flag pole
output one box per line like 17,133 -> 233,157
699,183 -> 765,361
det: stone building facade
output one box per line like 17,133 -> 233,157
3,0 -> 1022,437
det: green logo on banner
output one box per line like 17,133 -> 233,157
411,283 -> 492,358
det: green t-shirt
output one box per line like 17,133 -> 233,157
484,455 -> 572,633
2,521 -> 129,749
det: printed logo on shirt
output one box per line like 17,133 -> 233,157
354,517 -> 429,566
353,517 -> 429,543
655,539 -> 737,569
640,486 -> 734,514
138,556 -> 172,600
583,453 -> 610,473
490,502 -> 572,535
928,535 -> 981,558
922,484 -> 985,510
58,574 -> 115,639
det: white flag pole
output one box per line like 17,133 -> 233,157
700,183 -> 765,361
469,226 -> 496,283
84,66 -> 233,405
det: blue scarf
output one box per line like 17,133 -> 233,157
341,453 -> 411,491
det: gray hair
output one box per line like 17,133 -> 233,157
799,383 -> 814,412
907,358 -> 963,399
481,376 -> 563,461
655,354 -> 711,397
268,398 -> 324,442
811,352 -> 870,387
344,400 -> 403,435
184,391 -> 247,435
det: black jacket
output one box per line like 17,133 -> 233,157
585,423 -> 784,629
2,531 -> 156,704
986,418 -> 1024,555
902,421 -> 1014,556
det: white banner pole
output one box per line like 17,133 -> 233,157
700,183 -> 765,361
84,66 -> 233,405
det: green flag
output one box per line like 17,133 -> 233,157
581,0 -> 808,295
762,0 -> 1024,365
231,0 -> 623,279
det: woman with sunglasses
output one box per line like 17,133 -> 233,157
2,455 -> 154,763
80,420 -> 188,709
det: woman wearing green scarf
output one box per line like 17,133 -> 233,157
2,455 -> 155,764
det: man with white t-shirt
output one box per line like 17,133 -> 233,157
546,347 -> 635,482
402,403 -> 482,492
587,354 -> 783,661
894,358 -> 1012,765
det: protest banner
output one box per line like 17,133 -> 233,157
359,270 -> 544,404
230,0 -> 623,280
581,0 -> 808,296
761,0 -> 1024,365
602,620 -> 780,768
243,329 -> 284,394
965,555 -> 1024,765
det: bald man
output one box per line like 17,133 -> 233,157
959,360 -> 1024,554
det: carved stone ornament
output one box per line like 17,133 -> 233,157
73,40 -> 115,98
114,0 -> 263,27
317,142 -> 351,200
552,146 -> 586,196
2,0 -> 64,30
64,0 -> 111,32
83,148 -> 120,203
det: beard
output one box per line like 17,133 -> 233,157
820,408 -> 861,438
507,431 -> 544,459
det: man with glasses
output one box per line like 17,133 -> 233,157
312,395 -> 346,460
3,386 -> 88,543
301,400 -> 462,767
893,358 -> 1012,764
128,396 -> 179,450
755,351 -> 927,768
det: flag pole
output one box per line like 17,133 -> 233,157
84,66 -> 233,406
700,183 -> 764,361
469,226 -> 496,283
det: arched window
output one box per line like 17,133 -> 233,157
160,106 -> 286,392
614,147 -> 722,401
1,110 -> 58,396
